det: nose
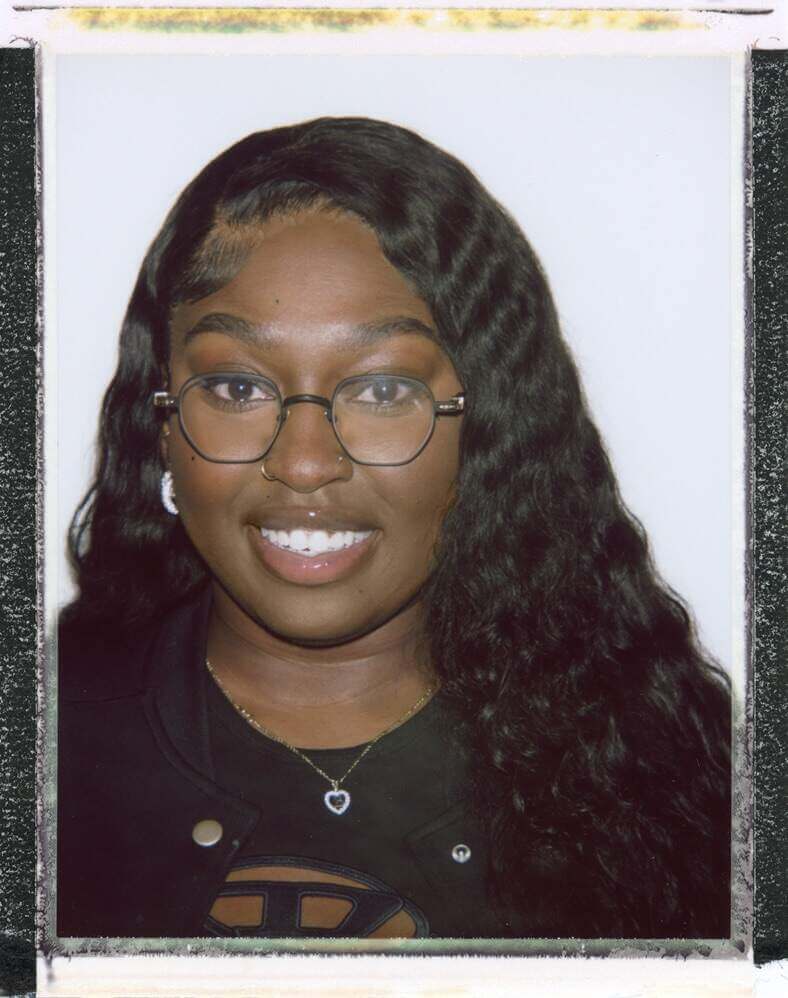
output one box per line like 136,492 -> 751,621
261,398 -> 352,493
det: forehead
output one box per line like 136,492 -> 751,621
170,210 -> 435,348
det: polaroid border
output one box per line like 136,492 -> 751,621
0,32 -> 785,998
751,48 -> 788,968
0,46 -> 38,998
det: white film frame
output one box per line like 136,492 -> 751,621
21,1 -> 785,993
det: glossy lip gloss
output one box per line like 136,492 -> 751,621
249,526 -> 379,586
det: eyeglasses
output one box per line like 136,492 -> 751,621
153,373 -> 465,467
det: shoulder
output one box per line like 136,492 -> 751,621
57,616 -> 158,702
57,588 -> 211,703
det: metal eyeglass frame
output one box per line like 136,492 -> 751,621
153,372 -> 465,467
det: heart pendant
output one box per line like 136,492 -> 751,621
324,789 -> 351,815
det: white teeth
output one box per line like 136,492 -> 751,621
290,529 -> 308,552
327,532 -> 344,552
260,527 -> 372,557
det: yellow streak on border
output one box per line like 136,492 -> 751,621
67,8 -> 699,35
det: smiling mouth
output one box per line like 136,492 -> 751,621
251,525 -> 378,587
259,527 -> 373,559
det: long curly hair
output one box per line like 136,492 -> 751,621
64,117 -> 730,937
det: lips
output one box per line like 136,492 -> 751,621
248,507 -> 379,586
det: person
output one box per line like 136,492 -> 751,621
57,117 -> 731,940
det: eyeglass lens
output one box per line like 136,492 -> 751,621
179,374 -> 436,465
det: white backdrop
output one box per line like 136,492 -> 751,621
52,52 -> 739,675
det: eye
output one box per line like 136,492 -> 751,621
349,377 -> 420,406
205,376 -> 276,405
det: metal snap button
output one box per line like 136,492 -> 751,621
451,843 -> 471,864
192,819 -> 223,847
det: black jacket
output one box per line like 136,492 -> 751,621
57,591 -> 730,940
57,591 -> 505,939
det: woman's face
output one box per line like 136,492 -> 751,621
166,209 -> 462,645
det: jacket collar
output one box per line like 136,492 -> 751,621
145,585 -> 217,781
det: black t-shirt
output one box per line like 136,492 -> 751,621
205,674 -> 500,938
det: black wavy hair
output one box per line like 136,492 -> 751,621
64,117 -> 731,937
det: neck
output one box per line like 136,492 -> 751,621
205,583 -> 435,748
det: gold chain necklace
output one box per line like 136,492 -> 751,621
206,659 -> 435,816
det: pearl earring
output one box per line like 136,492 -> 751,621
161,470 -> 178,515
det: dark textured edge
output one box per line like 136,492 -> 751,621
751,49 -> 788,967
0,46 -> 38,997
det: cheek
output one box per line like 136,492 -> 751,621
379,440 -> 459,554
167,437 -> 251,536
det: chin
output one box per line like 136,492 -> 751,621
243,589 -> 422,649
215,566 -> 425,648
255,612 -> 387,649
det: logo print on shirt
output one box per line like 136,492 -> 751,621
205,856 -> 429,938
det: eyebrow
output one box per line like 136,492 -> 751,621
180,312 -> 438,349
